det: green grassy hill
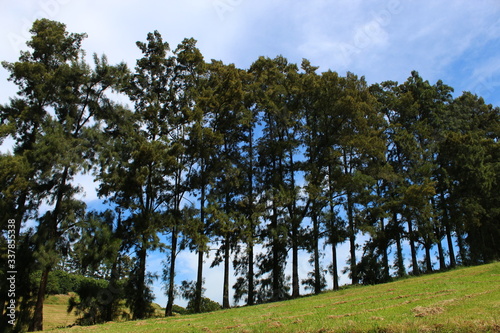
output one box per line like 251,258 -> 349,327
45,262 -> 500,332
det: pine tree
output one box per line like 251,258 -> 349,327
230,66 -> 262,306
327,72 -> 385,284
1,19 -> 127,331
97,30 -> 175,320
379,72 -> 454,274
196,60 -> 247,309
438,92 -> 500,263
250,56 -> 305,301
301,60 -> 326,294
162,37 -> 205,317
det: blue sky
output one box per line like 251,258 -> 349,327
1,0 -> 500,308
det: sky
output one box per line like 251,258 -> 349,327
1,0 -> 500,308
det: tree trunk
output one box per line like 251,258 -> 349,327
29,267 -> 49,331
195,250 -> 204,313
424,243 -> 433,272
104,253 -> 120,321
441,192 -> 456,268
313,214 -> 321,294
380,218 -> 390,280
394,212 -> 406,277
437,239 -> 446,271
457,232 -> 467,265
165,226 -> 178,316
291,223 -> 300,298
195,181 -> 206,313
247,125 -> 255,306
328,165 -> 339,291
408,219 -> 420,275
446,224 -> 456,268
347,192 -> 358,284
133,245 -> 147,319
223,238 -> 230,309
291,146 -> 301,298
247,241 -> 255,305
271,199 -> 281,301
31,167 -> 68,331
331,242 -> 339,291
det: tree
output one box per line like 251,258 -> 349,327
97,30 -> 175,320
172,40 -> 214,314
250,55 -> 304,301
232,66 -> 261,306
1,19 -> 127,331
304,70 -> 346,290
199,60 -> 247,309
321,72 -> 385,284
301,60 -> 332,294
370,80 -> 408,277
438,92 -> 500,264
376,72 -> 454,275
161,37 -> 205,317
68,209 -> 131,322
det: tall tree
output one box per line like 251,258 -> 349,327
97,30 -> 176,320
162,37 -> 205,317
333,72 -> 385,284
1,19 -> 126,331
230,65 -> 265,306
307,70 -> 346,290
301,59 -> 327,295
250,55 -> 306,301
438,92 -> 500,264
379,72 -> 454,274
197,61 -> 248,309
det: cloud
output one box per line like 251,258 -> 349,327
468,56 -> 500,102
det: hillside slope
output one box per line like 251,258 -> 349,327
47,262 -> 500,332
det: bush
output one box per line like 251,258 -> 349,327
186,297 -> 221,314
67,277 -> 112,325
172,304 -> 188,315
31,270 -> 87,295
47,270 -> 83,294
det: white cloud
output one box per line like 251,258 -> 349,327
73,173 -> 100,202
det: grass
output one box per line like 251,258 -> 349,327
41,294 -> 164,330
44,262 -> 500,332
42,294 -> 78,331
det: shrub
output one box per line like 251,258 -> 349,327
67,277 -> 111,325
172,304 -> 188,315
186,297 -> 221,314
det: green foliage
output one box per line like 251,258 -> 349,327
353,241 -> 392,285
1,18 -> 129,331
178,280 -> 220,313
186,297 -> 221,314
46,270 -> 82,295
28,270 -> 112,296
171,305 -> 188,315
67,277 -> 111,326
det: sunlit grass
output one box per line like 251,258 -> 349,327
45,262 -> 500,332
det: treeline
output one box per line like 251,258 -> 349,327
1,19 -> 499,331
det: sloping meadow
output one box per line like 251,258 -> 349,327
49,262 -> 500,332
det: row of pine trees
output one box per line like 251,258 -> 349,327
1,19 -> 499,331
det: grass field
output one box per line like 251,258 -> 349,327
45,262 -> 500,332
43,294 -> 78,331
